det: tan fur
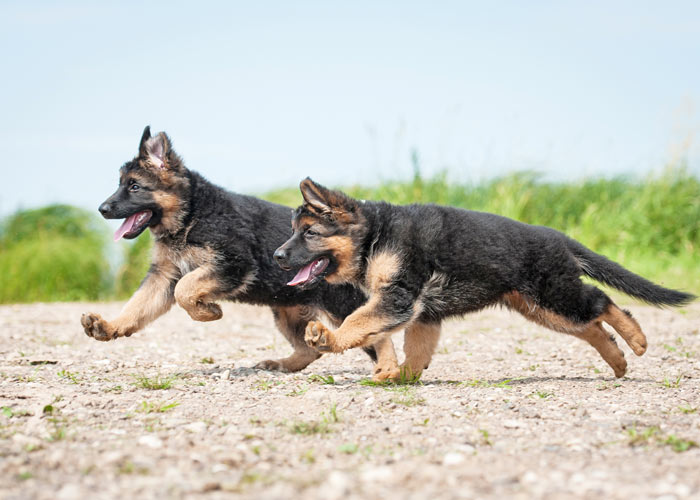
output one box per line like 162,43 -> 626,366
501,291 -> 630,377
366,250 -> 401,290
292,215 -> 318,230
323,235 -> 362,284
501,291 -> 586,334
599,305 -> 648,356
174,265 -> 223,322
81,262 -> 177,340
255,306 -> 322,372
305,251 -> 409,352
152,191 -> 184,235
82,244 -> 221,340
401,322 -> 441,379
372,338 -> 401,381
574,322 -> 627,377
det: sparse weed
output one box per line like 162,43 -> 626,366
57,370 -> 80,384
254,379 -> 282,391
388,386 -> 425,407
2,406 -> 32,418
17,471 -> 33,481
479,429 -> 493,446
625,425 -> 697,452
359,378 -> 391,387
626,425 -> 660,446
290,403 -> 340,435
660,374 -> 683,389
300,448 -> 316,463
664,435 -> 698,453
534,391 -> 554,399
465,379 -> 513,389
308,374 -> 335,385
46,418 -> 67,442
338,442 -> 359,454
133,374 -> 176,390
136,400 -> 179,414
200,357 -> 215,364
118,460 -> 150,475
286,385 -> 310,397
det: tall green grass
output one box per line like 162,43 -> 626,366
0,205 -> 112,302
0,169 -> 698,304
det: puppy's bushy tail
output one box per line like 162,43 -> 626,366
566,238 -> 695,307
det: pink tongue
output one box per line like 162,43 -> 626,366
287,261 -> 315,286
113,214 -> 138,241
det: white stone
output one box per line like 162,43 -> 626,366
183,421 -> 207,433
138,435 -> 163,449
443,452 -> 466,466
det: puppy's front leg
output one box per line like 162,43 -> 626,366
174,265 -> 225,322
305,288 -> 416,354
82,269 -> 176,341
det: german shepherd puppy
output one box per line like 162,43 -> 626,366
81,128 -> 400,378
274,178 -> 695,379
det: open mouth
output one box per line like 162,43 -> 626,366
113,210 -> 153,241
287,257 -> 330,287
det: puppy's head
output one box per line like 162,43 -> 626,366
274,178 -> 366,288
99,126 -> 190,240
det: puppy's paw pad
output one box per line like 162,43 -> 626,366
81,313 -> 114,341
304,321 -> 332,352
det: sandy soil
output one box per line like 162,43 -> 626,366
1,300 -> 699,500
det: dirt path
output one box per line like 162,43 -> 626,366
1,301 -> 699,499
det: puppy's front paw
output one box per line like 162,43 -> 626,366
81,313 -> 116,342
373,362 -> 400,382
254,359 -> 288,372
304,321 -> 335,353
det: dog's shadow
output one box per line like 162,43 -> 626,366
184,366 -> 653,387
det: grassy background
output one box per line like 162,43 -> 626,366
1,169 -> 698,303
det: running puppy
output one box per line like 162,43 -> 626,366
81,128 -> 399,378
274,178 -> 695,379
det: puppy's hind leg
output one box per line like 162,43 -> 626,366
255,306 -> 321,373
599,305 -> 647,356
502,291 -> 628,378
573,322 -> 627,378
400,322 -> 441,381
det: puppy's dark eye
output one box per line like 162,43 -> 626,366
305,229 -> 319,237
130,184 -> 140,192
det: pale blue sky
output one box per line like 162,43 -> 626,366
1,1 -> 699,218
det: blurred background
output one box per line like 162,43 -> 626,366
1,1 -> 698,302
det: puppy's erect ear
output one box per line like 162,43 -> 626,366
139,129 -> 173,170
138,126 -> 152,151
300,177 -> 333,214
299,177 -> 358,220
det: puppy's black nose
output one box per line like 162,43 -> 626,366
98,202 -> 112,216
273,248 -> 290,269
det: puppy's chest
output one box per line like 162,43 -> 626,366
155,244 -> 216,277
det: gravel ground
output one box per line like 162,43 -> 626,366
1,300 -> 699,500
